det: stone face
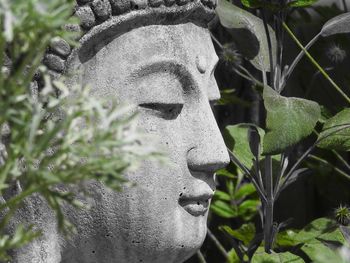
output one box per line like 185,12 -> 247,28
58,22 -> 230,263
9,1 -> 229,263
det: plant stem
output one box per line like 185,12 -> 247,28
283,22 -> 350,105
313,129 -> 350,171
207,228 -> 229,260
276,144 -> 315,199
264,155 -> 274,253
342,0 -> 348,12
228,148 -> 267,202
284,32 -> 321,88
196,251 -> 207,263
210,33 -> 223,49
261,10 -> 274,86
309,154 -> 350,180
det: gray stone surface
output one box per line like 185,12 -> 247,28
9,0 -> 229,262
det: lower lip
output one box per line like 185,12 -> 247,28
180,200 -> 209,216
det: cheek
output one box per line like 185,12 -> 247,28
137,111 -> 187,164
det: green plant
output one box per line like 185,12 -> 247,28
199,0 -> 350,262
0,0 -> 160,260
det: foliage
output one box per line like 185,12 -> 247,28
201,0 -> 350,262
216,0 -> 276,72
0,0 -> 159,259
263,86 -> 321,155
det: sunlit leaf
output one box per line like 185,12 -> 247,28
317,108 -> 350,151
224,124 -> 265,169
216,0 -> 276,72
288,0 -> 319,8
321,12 -> 350,37
214,190 -> 231,201
262,86 -> 321,155
220,223 -> 256,246
211,200 -> 238,218
251,247 -> 304,262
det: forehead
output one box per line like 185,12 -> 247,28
78,23 -> 218,99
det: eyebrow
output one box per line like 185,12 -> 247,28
128,59 -> 196,93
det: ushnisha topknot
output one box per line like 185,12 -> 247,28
42,0 -> 217,77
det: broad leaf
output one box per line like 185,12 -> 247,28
276,229 -> 300,247
293,218 -> 339,243
288,0 -> 318,8
297,219 -> 347,262
237,199 -> 260,221
234,183 -> 256,199
317,108 -> 350,151
214,190 -> 231,201
263,86 -> 321,155
301,241 -> 343,263
216,0 -> 276,72
211,200 -> 237,218
220,224 -> 256,246
241,0 -> 264,8
227,249 -> 240,263
340,225 -> 350,244
224,124 -> 265,169
251,247 -> 304,263
321,12 -> 350,37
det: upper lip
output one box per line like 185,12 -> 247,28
179,192 -> 213,203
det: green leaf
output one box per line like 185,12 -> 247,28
237,199 -> 260,217
211,200 -> 237,218
276,229 -> 300,247
214,190 -> 231,201
240,0 -> 264,8
227,248 -> 241,263
321,12 -> 350,37
224,124 -> 265,169
262,86 -> 321,155
251,247 -> 304,263
295,218 -> 347,262
317,108 -> 350,151
293,218 -> 339,243
220,223 -> 256,246
216,168 -> 237,179
288,0 -> 319,8
301,241 -> 344,263
216,0 -> 276,72
234,183 -> 256,199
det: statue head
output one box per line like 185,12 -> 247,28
39,0 -> 230,262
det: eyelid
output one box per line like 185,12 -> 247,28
138,102 -> 184,120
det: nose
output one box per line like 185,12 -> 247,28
186,102 -> 230,173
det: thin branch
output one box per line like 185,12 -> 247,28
342,0 -> 348,12
227,148 -> 267,202
207,228 -> 229,260
283,22 -> 350,105
309,154 -> 350,180
196,250 -> 207,263
283,32 -> 321,88
275,144 -> 315,199
261,10 -> 274,86
210,33 -> 224,49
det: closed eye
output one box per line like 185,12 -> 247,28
139,103 -> 183,120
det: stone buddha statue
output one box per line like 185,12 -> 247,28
12,0 -> 230,262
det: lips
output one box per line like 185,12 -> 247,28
179,192 -> 213,216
